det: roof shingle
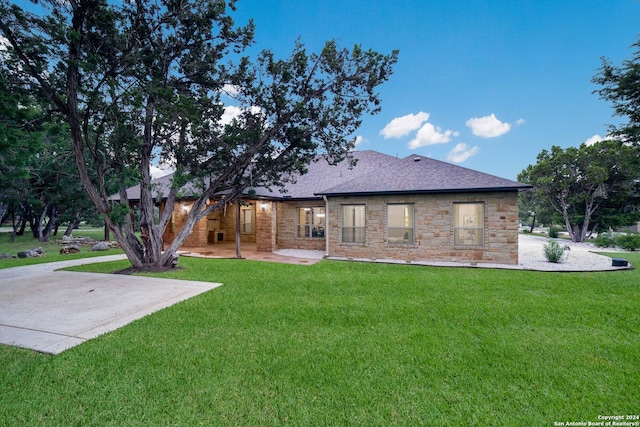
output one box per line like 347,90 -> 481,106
315,154 -> 530,196
112,151 -> 529,201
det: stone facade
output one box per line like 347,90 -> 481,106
162,191 -> 520,265
162,201 -> 209,247
325,191 -> 520,265
275,200 -> 326,251
163,201 -> 258,248
256,201 -> 276,252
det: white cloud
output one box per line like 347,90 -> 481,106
221,84 -> 240,97
447,143 -> 479,163
354,135 -> 366,147
221,105 -> 243,125
466,114 -> 511,138
515,118 -> 526,126
220,105 -> 263,126
584,134 -> 603,146
408,123 -> 459,149
0,37 -> 10,64
380,111 -> 430,139
150,163 -> 175,179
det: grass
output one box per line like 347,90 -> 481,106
0,227 -> 122,269
1,251 -> 639,425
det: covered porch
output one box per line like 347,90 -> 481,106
164,199 -> 276,252
177,242 -> 323,265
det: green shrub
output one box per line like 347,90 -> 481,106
548,226 -> 561,238
615,234 -> 640,251
593,232 -> 617,248
544,239 -> 567,263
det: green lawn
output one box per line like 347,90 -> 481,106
1,253 -> 639,425
0,228 -> 122,269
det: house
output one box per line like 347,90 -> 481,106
119,150 -> 531,265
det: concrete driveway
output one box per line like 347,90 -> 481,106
0,255 -> 221,355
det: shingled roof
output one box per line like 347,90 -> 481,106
315,154 -> 530,196
113,151 -> 529,201
251,150 -> 397,199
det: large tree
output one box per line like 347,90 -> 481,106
518,140 -> 640,242
593,38 -> 640,144
1,47 -> 96,241
1,0 -> 398,269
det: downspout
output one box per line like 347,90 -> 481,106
235,201 -> 242,258
322,195 -> 329,258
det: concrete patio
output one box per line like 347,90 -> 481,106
178,242 -> 323,265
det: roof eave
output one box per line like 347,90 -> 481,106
315,186 -> 532,197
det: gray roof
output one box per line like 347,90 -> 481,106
316,154 -> 530,196
251,150 -> 397,199
110,174 -> 171,202
113,151 -> 529,202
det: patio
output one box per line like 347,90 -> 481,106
177,242 -> 323,265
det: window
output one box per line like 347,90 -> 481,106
387,204 -> 414,244
341,205 -> 365,243
241,206 -> 253,234
453,203 -> 484,246
297,207 -> 325,238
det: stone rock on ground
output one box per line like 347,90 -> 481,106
60,245 -> 81,254
92,242 -> 110,251
17,247 -> 45,258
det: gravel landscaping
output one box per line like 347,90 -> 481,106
275,234 -> 634,271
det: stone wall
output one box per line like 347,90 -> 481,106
162,200 -> 257,248
161,201 -> 209,247
276,200 -> 326,251
326,192 -> 520,265
256,201 -> 276,252
161,191 -> 520,263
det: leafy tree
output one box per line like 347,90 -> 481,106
518,140 -> 640,242
0,45 -> 48,239
518,186 -> 554,233
1,0 -> 398,269
25,120 -> 97,241
2,37 -> 106,241
593,38 -> 640,143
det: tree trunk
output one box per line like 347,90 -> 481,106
29,206 -> 41,239
17,213 -> 26,236
0,201 -> 8,227
529,215 -> 536,233
9,227 -> 18,243
36,203 -> 49,242
9,206 -> 27,242
38,204 -> 57,242
560,196 -> 577,242
64,212 -> 83,236
137,96 -> 165,266
9,210 -> 19,243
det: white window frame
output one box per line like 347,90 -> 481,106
241,205 -> 253,234
341,204 -> 366,243
453,202 -> 485,246
387,203 -> 414,244
297,207 -> 326,238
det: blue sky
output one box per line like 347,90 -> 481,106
231,0 -> 640,180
